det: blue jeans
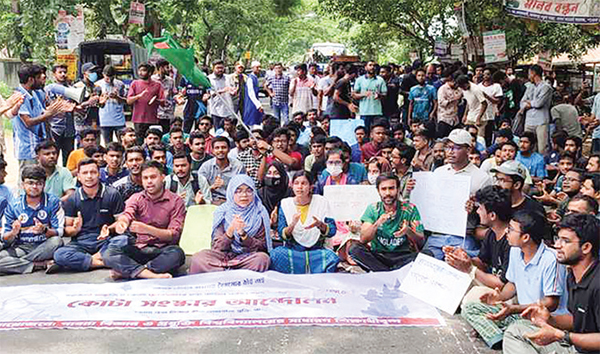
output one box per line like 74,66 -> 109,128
101,235 -> 185,278
54,233 -> 108,271
272,103 -> 289,125
424,234 -> 480,260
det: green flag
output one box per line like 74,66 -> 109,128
143,32 -> 211,88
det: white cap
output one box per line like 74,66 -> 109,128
251,61 -> 261,68
448,129 -> 473,147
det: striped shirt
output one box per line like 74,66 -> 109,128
14,86 -> 47,160
3,193 -> 64,245
266,74 -> 291,105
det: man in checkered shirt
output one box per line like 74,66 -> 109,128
265,63 -> 291,125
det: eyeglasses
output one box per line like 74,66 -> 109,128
553,236 -> 575,245
507,225 -> 522,235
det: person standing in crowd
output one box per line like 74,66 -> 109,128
127,63 -> 165,145
317,63 -> 335,117
151,59 -> 177,134
408,67 -> 438,128
264,63 -> 291,124
503,214 -> 600,354
271,172 -> 338,274
290,64 -> 318,117
50,159 -> 124,274
349,174 -> 425,272
73,63 -> 101,139
45,64 -> 76,166
436,69 -> 462,138
330,64 -> 358,120
521,64 -> 553,154
96,65 -> 126,145
100,142 -> 128,186
352,61 -> 387,134
36,140 -> 75,202
551,95 -> 583,139
457,75 -> 488,139
189,175 -> 271,273
207,60 -> 234,129
479,68 -> 504,146
198,136 -> 246,204
102,160 -> 186,280
0,165 -> 64,275
15,64 -> 72,175
473,63 -> 485,84
380,64 -> 401,122
239,61 -> 263,127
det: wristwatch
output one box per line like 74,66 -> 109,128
559,331 -> 572,347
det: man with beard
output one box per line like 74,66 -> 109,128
349,174 -> 425,272
492,160 -> 545,215
199,136 -> 246,204
437,70 -> 462,138
36,140 -> 75,202
503,214 -> 600,354
102,160 -> 186,280
45,64 -> 76,165
50,159 -> 124,274
127,63 -> 166,145
352,61 -> 387,135
15,64 -> 73,175
164,153 -> 212,208
408,68 -> 437,126
380,65 -> 401,121
114,146 -> 146,202
431,140 -> 446,171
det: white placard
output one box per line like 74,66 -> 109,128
400,254 -> 472,315
409,172 -> 471,237
324,185 -> 380,221
483,30 -> 507,64
0,268 -> 444,330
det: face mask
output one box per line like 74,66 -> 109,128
88,72 -> 98,83
368,173 -> 379,185
264,177 -> 281,187
326,165 -> 343,177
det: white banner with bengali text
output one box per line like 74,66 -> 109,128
505,0 -> 600,24
0,267 -> 444,330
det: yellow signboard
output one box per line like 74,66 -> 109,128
56,52 -> 78,82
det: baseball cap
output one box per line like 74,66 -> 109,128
81,62 -> 99,73
251,61 -> 261,68
448,129 -> 473,147
491,160 -> 528,180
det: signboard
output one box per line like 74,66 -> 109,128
434,39 -> 448,57
482,30 -> 508,64
399,254 -> 472,315
129,2 -> 146,25
409,172 -> 471,237
55,7 -> 85,55
450,44 -> 464,61
55,53 -> 78,82
329,118 -> 364,147
537,51 -> 553,71
505,0 -> 600,24
0,268 -> 444,330
323,185 -> 381,221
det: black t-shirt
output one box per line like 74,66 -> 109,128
513,195 -> 545,216
400,74 -> 418,97
383,76 -> 401,118
329,79 -> 352,119
181,78 -> 207,120
477,228 -> 510,283
567,260 -> 600,353
63,184 -> 124,236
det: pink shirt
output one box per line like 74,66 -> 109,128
128,79 -> 165,124
123,189 -> 186,248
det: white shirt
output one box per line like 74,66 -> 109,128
434,162 -> 492,195
462,84 -> 486,123
318,75 -> 333,111
478,83 -> 503,121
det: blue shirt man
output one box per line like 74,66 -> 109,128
409,83 -> 437,123
96,78 -> 126,128
517,151 -> 547,179
4,192 -> 64,245
14,85 -> 46,162
100,167 -> 129,186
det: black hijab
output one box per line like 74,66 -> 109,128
258,161 -> 290,214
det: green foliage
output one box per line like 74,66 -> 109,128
0,80 -> 13,98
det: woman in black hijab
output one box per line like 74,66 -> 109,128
258,161 -> 291,244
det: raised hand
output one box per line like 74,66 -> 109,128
305,216 -> 326,233
480,287 -> 502,305
486,302 -> 512,321
521,301 -> 551,327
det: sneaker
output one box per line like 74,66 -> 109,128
45,261 -> 62,274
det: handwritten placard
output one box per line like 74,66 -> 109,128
329,118 -> 364,146
323,185 -> 380,221
409,172 -> 471,237
400,254 -> 472,315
